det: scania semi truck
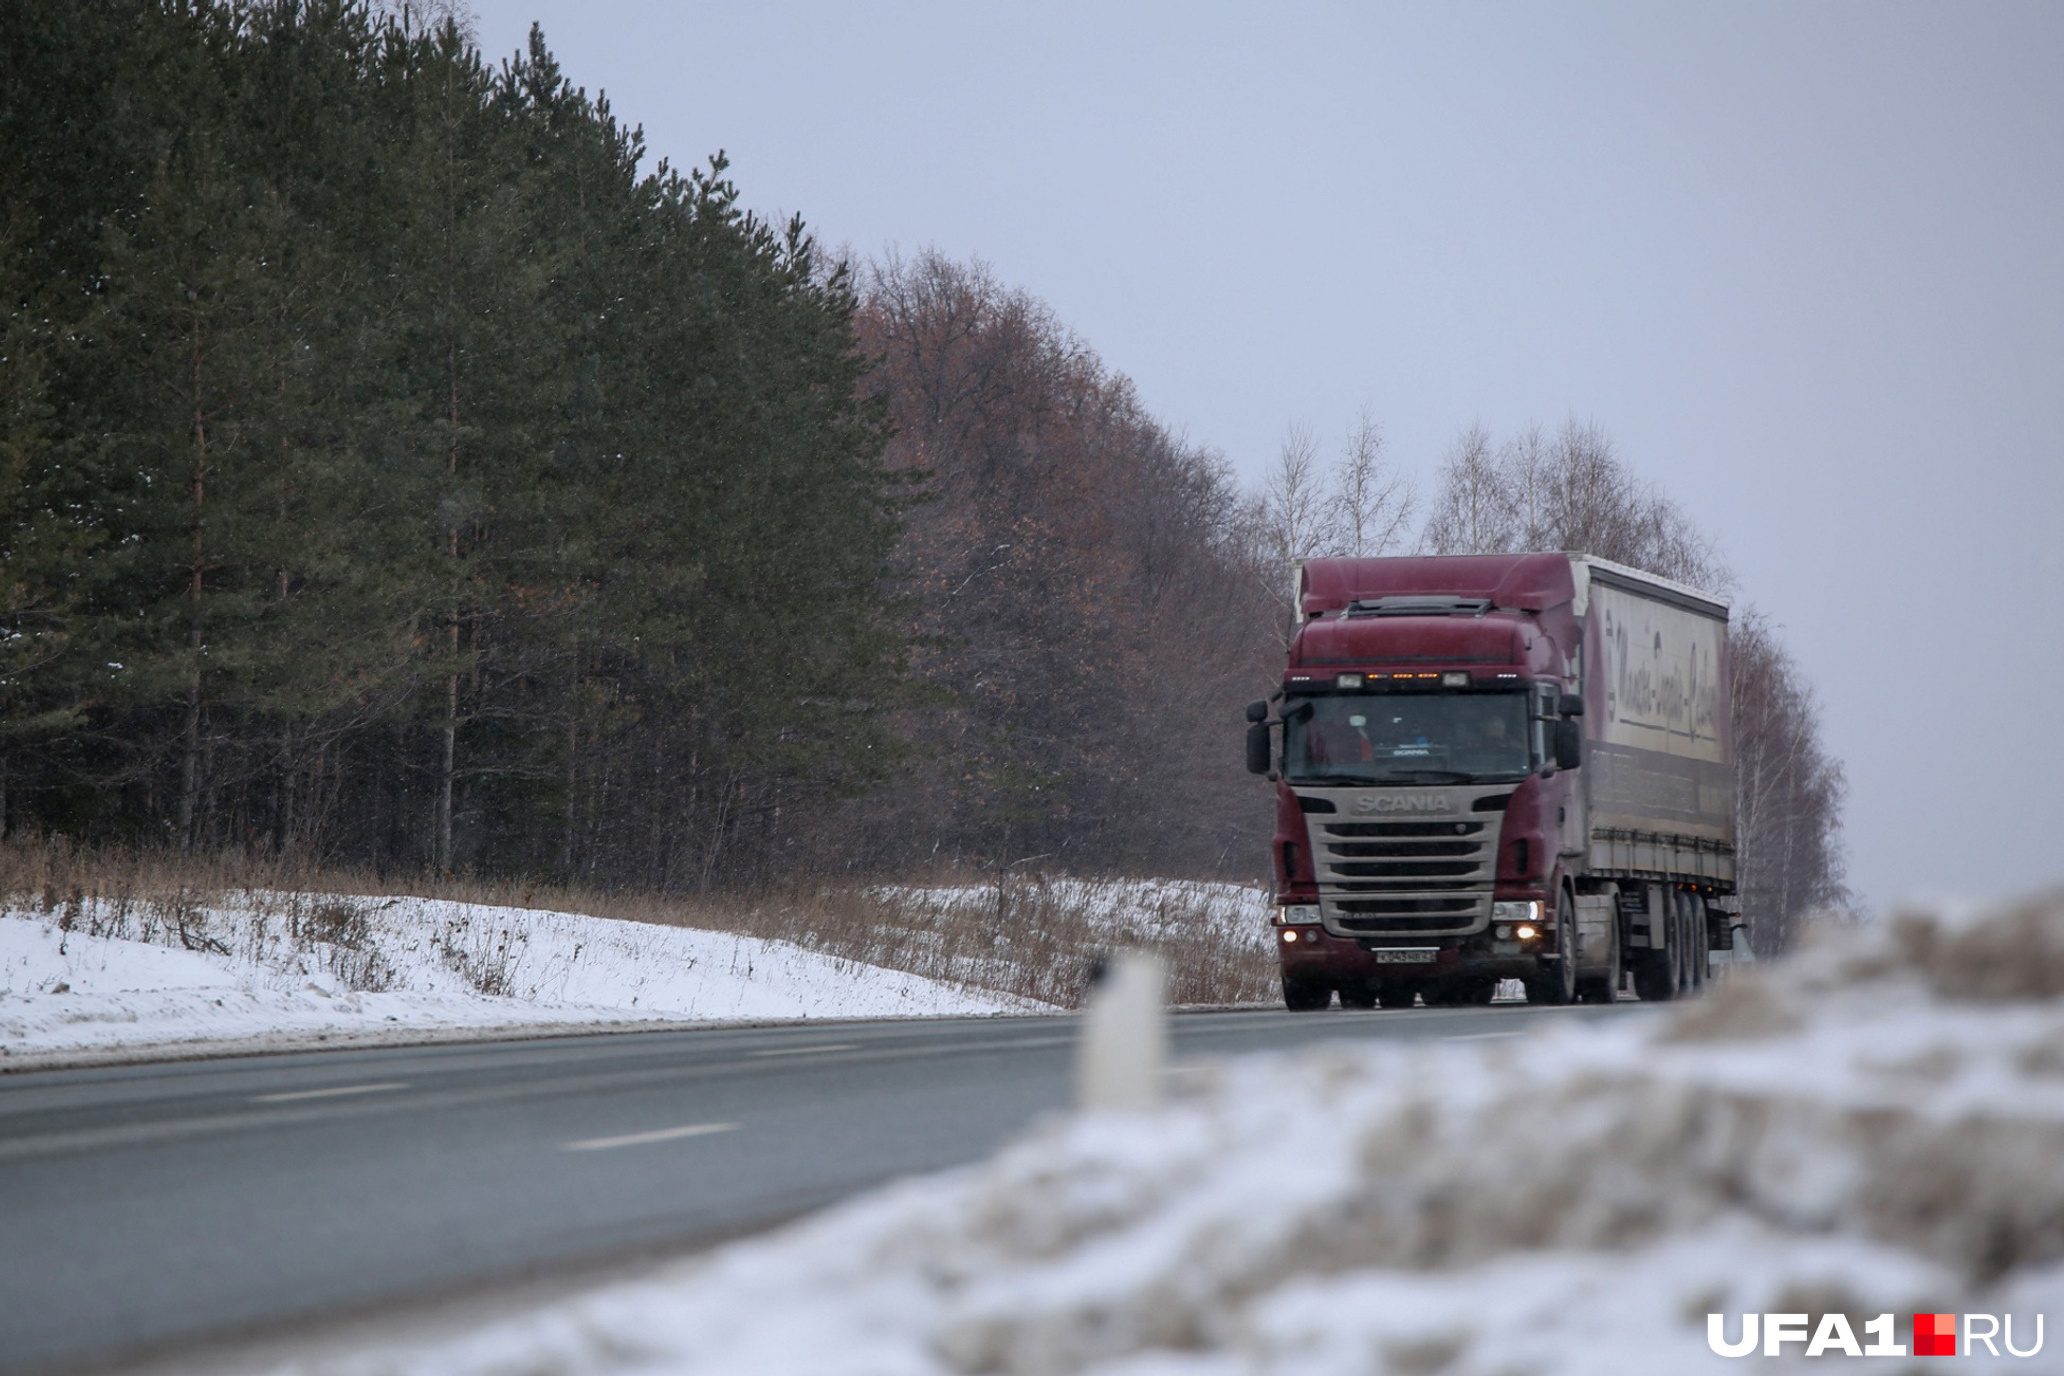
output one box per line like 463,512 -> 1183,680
1245,552 -> 1738,1009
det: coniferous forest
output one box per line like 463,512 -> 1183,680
0,2 -> 1280,887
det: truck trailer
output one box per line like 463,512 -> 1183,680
1246,552 -> 1738,1009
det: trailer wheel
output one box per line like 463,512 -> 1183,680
1686,895 -> 1709,993
1674,891 -> 1706,996
1633,890 -> 1684,1001
1282,973 -> 1332,1011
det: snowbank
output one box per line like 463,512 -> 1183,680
0,894 -> 1036,1064
288,889 -> 2064,1374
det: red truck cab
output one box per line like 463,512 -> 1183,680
1249,553 -> 1700,1010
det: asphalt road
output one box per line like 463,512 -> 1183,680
0,1000 -> 1632,1373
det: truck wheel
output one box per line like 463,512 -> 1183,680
1282,973 -> 1332,1011
1338,983 -> 1377,1010
1632,954 -> 1676,1001
1524,892 -> 1578,1005
1376,984 -> 1417,1009
1427,978 -> 1494,1006
1672,897 -> 1690,993
1687,897 -> 1710,992
1456,977 -> 1496,1005
1632,892 -> 1683,1001
1577,899 -> 1620,1004
1674,892 -> 1705,996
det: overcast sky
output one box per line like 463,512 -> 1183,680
469,0 -> 2063,910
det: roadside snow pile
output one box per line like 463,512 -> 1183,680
0,895 -> 1035,1062
301,890 -> 2064,1375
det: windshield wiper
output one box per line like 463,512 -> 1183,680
1369,769 -> 1475,784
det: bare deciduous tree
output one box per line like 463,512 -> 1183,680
1330,412 -> 1414,558
849,249 -> 1280,878
1731,612 -> 1848,953
1259,423 -> 1335,589
1420,417 -> 1720,590
1418,423 -> 1514,556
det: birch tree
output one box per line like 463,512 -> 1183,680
1329,412 -> 1414,558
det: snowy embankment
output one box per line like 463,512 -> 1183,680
882,877 -> 1272,955
0,893 -> 1036,1066
872,877 -> 1277,1007
290,889 -> 2064,1375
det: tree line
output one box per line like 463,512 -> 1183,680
3,2 -> 1840,948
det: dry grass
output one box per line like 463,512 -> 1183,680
0,838 -> 1276,1009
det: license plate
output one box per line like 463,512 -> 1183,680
1370,948 -> 1438,964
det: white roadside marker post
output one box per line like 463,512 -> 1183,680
1075,949 -> 1168,1112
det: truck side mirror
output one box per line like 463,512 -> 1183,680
1553,717 -> 1583,770
1245,721 -> 1272,775
1560,692 -> 1585,718
1245,699 -> 1268,723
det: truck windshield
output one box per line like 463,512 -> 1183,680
1283,692 -> 1530,785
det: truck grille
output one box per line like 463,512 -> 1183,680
1315,815 -> 1497,936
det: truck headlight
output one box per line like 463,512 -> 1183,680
1492,900 -> 1541,925
1277,905 -> 1321,924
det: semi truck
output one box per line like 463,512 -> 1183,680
1245,552 -> 1738,1009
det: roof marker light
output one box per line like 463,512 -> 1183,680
1441,671 -> 1469,687
1336,673 -> 1364,689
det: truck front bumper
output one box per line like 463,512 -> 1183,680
1275,924 -> 1550,984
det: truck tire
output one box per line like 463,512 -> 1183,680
1577,898 -> 1619,1004
1376,984 -> 1417,1009
1675,891 -> 1706,996
1282,973 -> 1332,1011
1524,891 -> 1578,1005
1633,952 -> 1677,1001
1633,891 -> 1684,1001
1685,895 -> 1710,992
1338,983 -> 1377,1010
1449,977 -> 1496,1006
1670,901 -> 1689,993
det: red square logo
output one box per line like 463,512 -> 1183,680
1915,1313 -> 1958,1357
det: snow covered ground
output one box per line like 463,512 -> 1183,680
272,888 -> 2064,1375
0,893 -> 1036,1065
873,876 -> 1277,1006
881,877 -> 1273,956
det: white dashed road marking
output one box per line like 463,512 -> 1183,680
250,1083 -> 408,1104
561,1122 -> 740,1152
748,1043 -> 860,1058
